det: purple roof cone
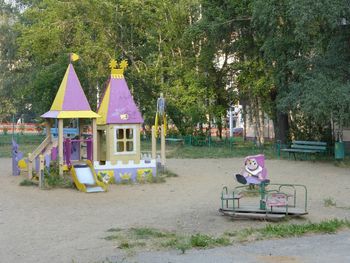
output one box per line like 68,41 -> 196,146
106,77 -> 143,124
62,64 -> 91,111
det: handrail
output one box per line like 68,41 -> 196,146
28,136 -> 51,161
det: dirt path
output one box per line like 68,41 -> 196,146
0,158 -> 349,262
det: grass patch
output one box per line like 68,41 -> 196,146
166,144 -> 275,159
141,139 -> 276,159
146,168 -> 179,184
105,227 -> 231,253
226,219 -> 350,242
117,241 -> 146,249
324,197 -> 337,207
190,233 -> 230,248
161,169 -> 178,178
0,134 -> 45,158
148,176 -> 166,184
334,157 -> 350,168
105,220 -> 349,254
107,228 -> 123,232
19,179 -> 37,186
130,227 -> 175,239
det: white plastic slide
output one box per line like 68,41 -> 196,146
70,162 -> 107,193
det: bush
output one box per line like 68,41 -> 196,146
3,126 -> 8,135
19,124 -> 25,135
44,164 -> 74,189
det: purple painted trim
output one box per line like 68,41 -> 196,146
12,139 -> 21,176
64,138 -> 72,166
106,77 -> 143,124
45,154 -> 51,169
86,140 -> 93,162
51,147 -> 58,161
35,156 -> 40,174
70,141 -> 80,161
95,167 -> 156,184
62,64 -> 92,111
41,111 -> 60,118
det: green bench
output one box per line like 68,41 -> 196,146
165,138 -> 184,145
281,140 -> 327,160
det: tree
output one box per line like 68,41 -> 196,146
0,0 -> 18,121
5,0 -> 205,133
253,0 -> 350,143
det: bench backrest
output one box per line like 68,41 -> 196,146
291,141 -> 327,151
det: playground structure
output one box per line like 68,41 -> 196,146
220,154 -> 308,220
93,59 -> 157,183
12,56 -> 166,192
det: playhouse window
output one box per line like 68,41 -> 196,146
114,127 -> 136,154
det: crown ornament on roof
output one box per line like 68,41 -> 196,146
109,59 -> 128,78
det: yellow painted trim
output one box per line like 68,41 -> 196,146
57,111 -> 100,119
97,83 -> 111,125
86,160 -> 108,191
51,65 -> 70,111
70,165 -> 87,192
111,74 -> 124,79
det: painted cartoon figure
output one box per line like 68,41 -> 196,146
235,154 -> 270,185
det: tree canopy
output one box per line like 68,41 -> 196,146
1,0 -> 349,143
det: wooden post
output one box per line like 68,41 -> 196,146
151,126 -> 156,159
58,118 -> 64,176
161,125 -> 166,167
28,153 -> 32,179
39,154 -> 44,189
79,119 -> 84,160
45,120 -> 51,140
92,118 -> 97,163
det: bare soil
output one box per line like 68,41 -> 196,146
0,158 -> 349,263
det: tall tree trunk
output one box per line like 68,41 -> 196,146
241,99 -> 247,141
275,111 -> 289,144
258,97 -> 265,146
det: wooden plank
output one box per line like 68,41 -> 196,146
219,209 -> 286,220
293,140 -> 327,146
291,145 -> 326,151
233,212 -> 286,220
165,138 -> 183,142
220,206 -> 308,216
92,118 -> 97,163
281,149 -> 318,153
58,119 -> 64,176
28,136 -> 51,161
151,126 -> 156,159
160,126 -> 166,166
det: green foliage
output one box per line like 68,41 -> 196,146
252,0 -> 350,142
1,0 -> 206,129
190,233 -> 230,248
130,227 -> 175,239
19,179 -> 37,186
104,227 -> 231,253
324,197 -> 337,207
2,126 -> 8,135
106,228 -> 123,233
44,165 -> 74,189
226,219 -> 350,242
104,220 -> 350,254
1,0 -> 350,143
260,219 -> 348,237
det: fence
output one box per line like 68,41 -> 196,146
0,134 -> 46,158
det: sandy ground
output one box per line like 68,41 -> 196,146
0,157 -> 349,263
